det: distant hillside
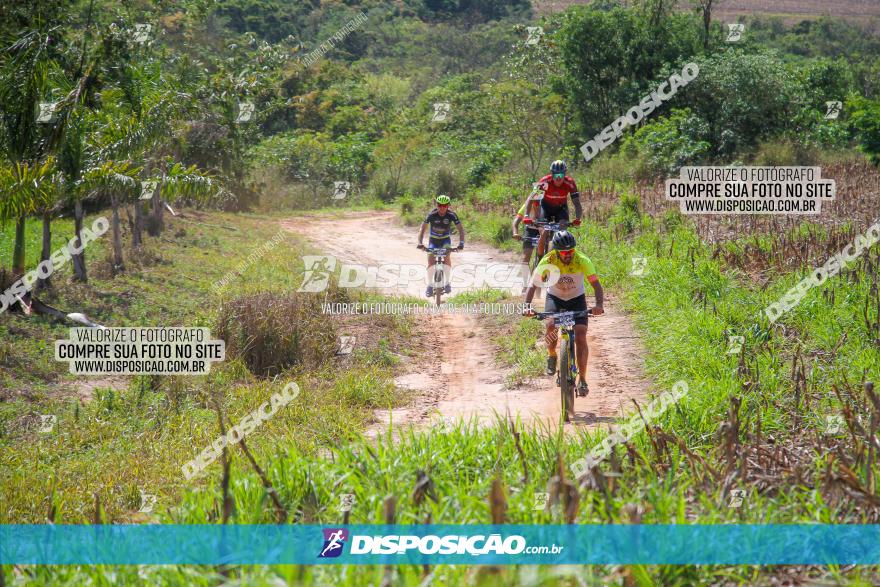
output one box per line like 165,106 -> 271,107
533,0 -> 880,24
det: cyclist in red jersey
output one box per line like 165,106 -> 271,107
535,160 -> 582,254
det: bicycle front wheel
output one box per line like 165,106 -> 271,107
559,333 -> 575,423
434,267 -> 443,306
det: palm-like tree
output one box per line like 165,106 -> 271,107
0,159 -> 56,291
0,27 -> 64,283
0,17 -> 104,290
96,21 -> 199,243
79,160 -> 139,273
95,72 -> 219,262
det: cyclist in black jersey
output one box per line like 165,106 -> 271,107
417,195 -> 465,297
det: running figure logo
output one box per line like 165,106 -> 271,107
319,528 -> 349,558
432,102 -> 450,122
298,255 -> 337,292
824,101 -> 842,120
525,26 -> 543,45
37,102 -> 57,123
726,23 -> 744,42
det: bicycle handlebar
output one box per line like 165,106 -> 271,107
419,245 -> 455,254
530,309 -> 591,320
523,219 -> 568,228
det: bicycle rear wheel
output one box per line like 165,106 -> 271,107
559,333 -> 575,422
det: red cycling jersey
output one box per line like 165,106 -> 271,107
536,174 -> 579,207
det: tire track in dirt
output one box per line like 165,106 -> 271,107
281,210 -> 652,435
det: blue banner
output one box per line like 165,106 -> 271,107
2,524 -> 879,565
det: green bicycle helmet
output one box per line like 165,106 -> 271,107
436,195 -> 451,205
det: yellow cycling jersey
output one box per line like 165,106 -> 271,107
533,250 -> 598,301
516,196 -> 540,219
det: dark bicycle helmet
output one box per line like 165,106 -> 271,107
550,160 -> 567,175
552,230 -> 577,251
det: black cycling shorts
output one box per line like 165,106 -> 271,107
521,227 -> 540,250
539,202 -> 569,223
544,293 -> 588,326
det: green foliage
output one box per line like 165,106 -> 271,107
486,78 -> 567,179
610,192 -> 642,236
406,0 -> 531,21
556,4 -> 703,138
848,95 -> 880,164
744,15 -> 880,64
751,138 -> 818,166
620,108 -> 710,177
209,0 -> 315,43
471,181 -> 516,208
465,140 -> 510,187
680,50 -> 804,157
797,58 -> 854,109
248,130 -> 374,203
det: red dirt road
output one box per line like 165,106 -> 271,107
282,211 -> 652,435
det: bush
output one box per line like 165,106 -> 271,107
399,194 -> 415,215
610,192 -> 642,236
681,51 -> 805,157
436,166 -> 464,198
751,138 -> 818,166
397,194 -> 422,226
849,95 -> 880,164
620,109 -> 711,178
471,181 -> 516,207
662,208 -> 684,234
215,291 -> 339,377
466,159 -> 493,187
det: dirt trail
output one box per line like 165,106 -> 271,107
281,210 -> 651,434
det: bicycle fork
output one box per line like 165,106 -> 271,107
555,327 -> 577,387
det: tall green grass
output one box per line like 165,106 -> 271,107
4,197 -> 880,585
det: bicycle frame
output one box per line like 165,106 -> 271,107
426,247 -> 450,264
523,219 -> 568,254
522,234 -> 540,248
426,247 -> 453,305
552,313 -> 579,388
532,309 -> 590,422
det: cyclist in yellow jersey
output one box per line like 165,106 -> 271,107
512,190 -> 542,265
523,231 -> 604,396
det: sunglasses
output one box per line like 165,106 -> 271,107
552,173 -> 565,180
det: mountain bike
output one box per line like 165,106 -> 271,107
529,309 -> 592,423
418,245 -> 454,306
524,218 -> 569,257
518,231 -> 541,295
522,218 -> 568,298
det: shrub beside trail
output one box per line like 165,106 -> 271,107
215,291 -> 339,377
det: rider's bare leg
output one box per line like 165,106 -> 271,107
574,324 -> 589,385
425,253 -> 436,294
537,230 -> 548,258
545,318 -> 558,357
520,247 -> 533,292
